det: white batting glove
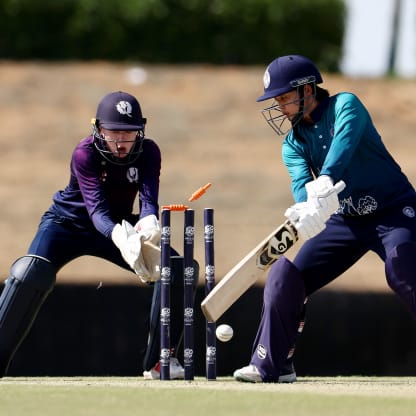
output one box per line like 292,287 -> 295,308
112,220 -> 160,283
305,176 -> 340,222
284,202 -> 308,223
285,202 -> 326,241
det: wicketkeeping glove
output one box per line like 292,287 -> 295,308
134,214 -> 161,282
285,202 -> 326,241
134,214 -> 161,246
111,219 -> 161,283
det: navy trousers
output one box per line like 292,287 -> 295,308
27,210 -> 132,272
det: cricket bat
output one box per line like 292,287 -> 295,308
201,219 -> 298,322
201,180 -> 346,322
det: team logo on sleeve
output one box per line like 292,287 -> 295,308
126,167 -> 139,183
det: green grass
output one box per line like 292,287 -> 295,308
1,377 -> 416,416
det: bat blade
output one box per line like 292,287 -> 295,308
201,220 -> 298,322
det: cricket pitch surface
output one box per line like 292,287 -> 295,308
1,376 -> 415,416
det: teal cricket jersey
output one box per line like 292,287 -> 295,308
282,92 -> 415,216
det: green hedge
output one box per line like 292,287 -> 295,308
0,0 -> 345,70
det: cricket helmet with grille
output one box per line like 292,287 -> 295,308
95,91 -> 146,130
92,91 -> 147,164
257,55 -> 323,135
257,55 -> 323,102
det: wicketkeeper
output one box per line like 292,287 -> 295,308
234,55 -> 416,383
0,91 -> 195,379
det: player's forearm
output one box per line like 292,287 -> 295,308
91,211 -> 116,238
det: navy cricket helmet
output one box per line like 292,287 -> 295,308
95,91 -> 146,130
92,91 -> 147,165
257,55 -> 323,102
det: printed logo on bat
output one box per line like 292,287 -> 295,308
256,222 -> 298,270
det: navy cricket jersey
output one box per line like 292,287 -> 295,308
50,135 -> 161,238
282,92 -> 415,215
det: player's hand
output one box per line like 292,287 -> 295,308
285,202 -> 326,241
305,176 -> 340,222
112,220 -> 160,283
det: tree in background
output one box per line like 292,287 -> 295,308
0,0 -> 345,71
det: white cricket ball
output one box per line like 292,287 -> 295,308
216,324 -> 234,342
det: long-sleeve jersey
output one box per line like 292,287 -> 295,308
282,92 -> 415,215
50,135 -> 161,237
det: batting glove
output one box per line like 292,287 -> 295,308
285,202 -> 326,241
305,176 -> 340,222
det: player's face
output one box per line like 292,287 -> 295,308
275,91 -> 301,121
100,128 -> 138,158
275,85 -> 316,121
261,85 -> 317,135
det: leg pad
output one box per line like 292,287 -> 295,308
0,255 -> 56,376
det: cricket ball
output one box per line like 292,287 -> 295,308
215,324 -> 234,342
